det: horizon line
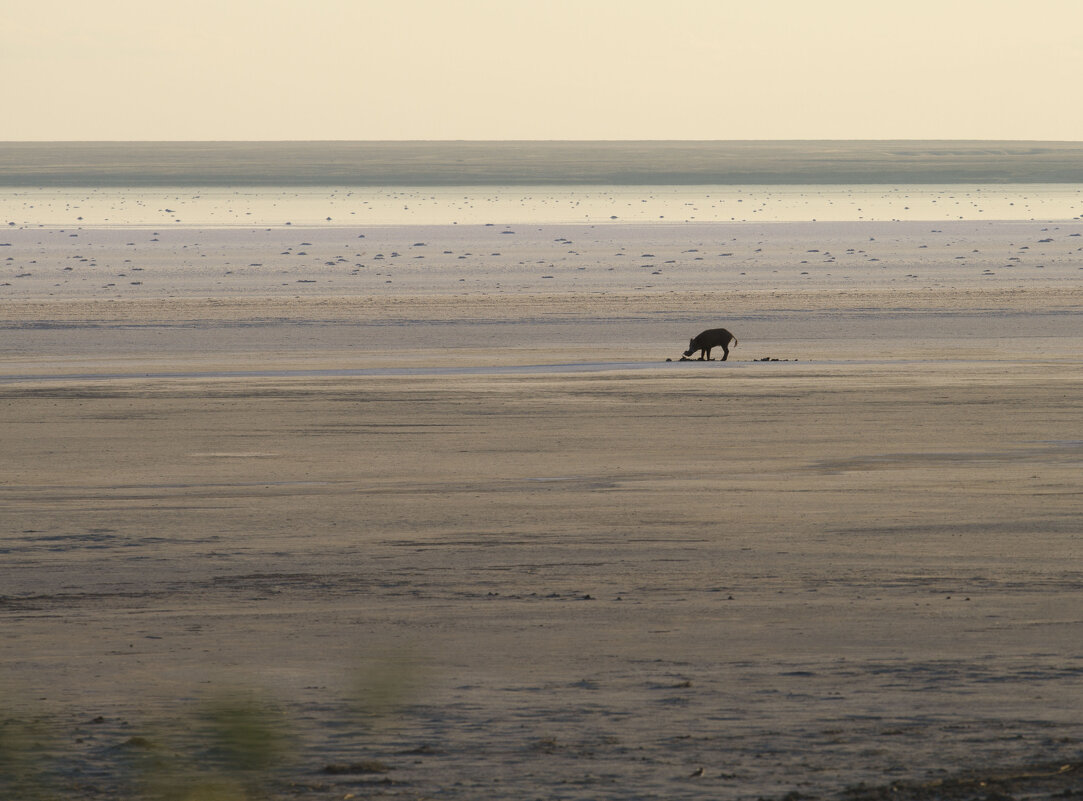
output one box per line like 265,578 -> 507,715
4,138 -> 1083,145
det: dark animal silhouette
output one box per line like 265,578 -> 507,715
683,328 -> 738,361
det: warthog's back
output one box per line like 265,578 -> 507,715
692,328 -> 736,346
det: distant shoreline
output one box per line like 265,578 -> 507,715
2,141 -> 1083,186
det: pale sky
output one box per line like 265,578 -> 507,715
4,0 -> 1082,141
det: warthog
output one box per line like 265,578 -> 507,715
683,328 -> 738,361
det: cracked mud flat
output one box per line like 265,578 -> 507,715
1,222 -> 1081,800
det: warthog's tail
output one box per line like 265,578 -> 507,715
732,335 -> 739,347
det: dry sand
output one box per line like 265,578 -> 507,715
1,221 -> 1081,800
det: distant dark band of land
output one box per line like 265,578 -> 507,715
3,141 -> 1083,186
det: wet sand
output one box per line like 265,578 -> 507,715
2,223 -> 1082,799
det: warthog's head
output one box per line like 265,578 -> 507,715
682,338 -> 696,357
